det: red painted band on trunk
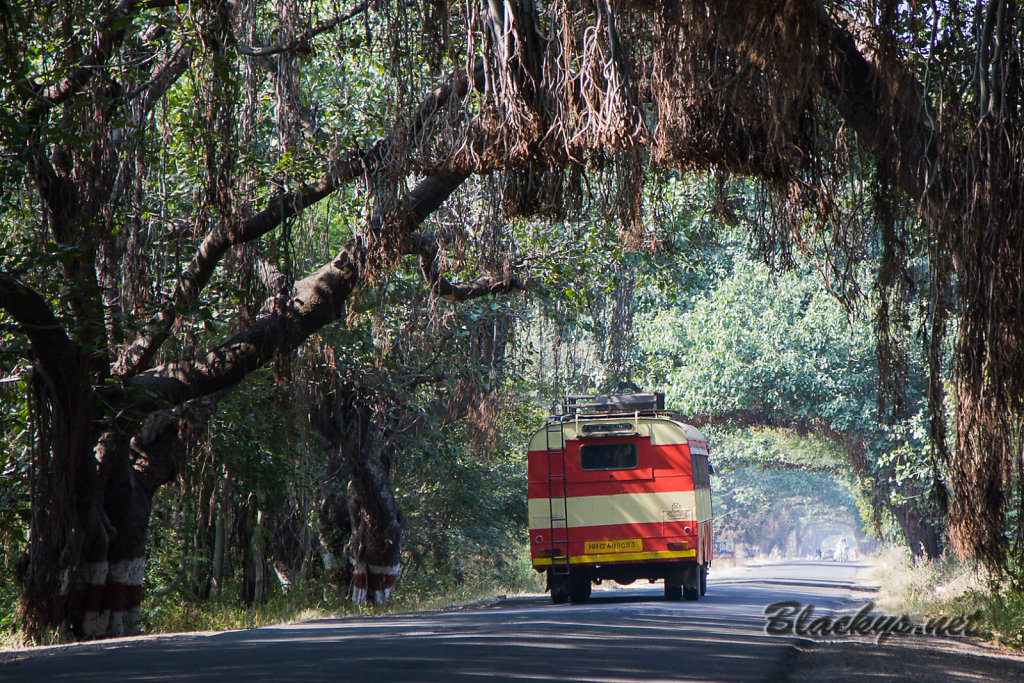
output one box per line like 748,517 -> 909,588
106,583 -> 127,612
125,584 -> 143,609
84,584 -> 105,613
367,573 -> 396,592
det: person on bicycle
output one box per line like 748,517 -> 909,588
835,537 -> 848,562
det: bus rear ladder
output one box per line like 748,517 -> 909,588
545,417 -> 570,577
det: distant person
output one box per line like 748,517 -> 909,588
835,537 -> 848,562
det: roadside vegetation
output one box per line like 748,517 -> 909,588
2,0 -> 1024,652
0,544 -> 542,649
870,548 -> 1024,649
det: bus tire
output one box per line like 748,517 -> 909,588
551,588 -> 569,604
683,564 -> 700,601
700,564 -> 708,596
664,581 -> 682,601
569,579 -> 591,604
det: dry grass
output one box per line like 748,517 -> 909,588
867,547 -> 1024,650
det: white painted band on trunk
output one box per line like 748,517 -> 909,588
321,552 -> 336,571
351,587 -> 367,604
83,561 -> 109,585
274,566 -> 292,591
128,556 -> 144,584
110,561 -> 128,584
124,607 -> 142,635
109,557 -> 144,585
109,611 -> 124,637
83,610 -> 108,638
367,563 -> 400,576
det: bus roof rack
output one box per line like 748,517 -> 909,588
562,392 -> 665,415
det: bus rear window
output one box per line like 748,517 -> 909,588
580,442 -> 638,470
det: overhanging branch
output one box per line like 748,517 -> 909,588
138,43 -> 195,116
0,273 -> 86,402
114,63 -> 485,378
405,233 -> 526,302
810,1 -> 938,202
234,2 -> 370,57
24,0 -> 141,122
128,172 -> 469,409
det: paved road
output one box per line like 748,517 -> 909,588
1,560 -> 876,682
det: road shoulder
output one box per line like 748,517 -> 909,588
781,559 -> 1024,682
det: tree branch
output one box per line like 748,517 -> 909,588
114,63 -> 485,378
254,258 -> 290,294
131,392 -> 223,497
234,2 -> 370,57
405,233 -> 526,302
138,43 -> 194,116
24,0 -> 141,122
811,2 -> 937,202
0,273 -> 86,404
127,172 -> 469,409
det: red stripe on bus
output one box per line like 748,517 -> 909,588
527,477 -> 704,498
529,519 -> 713,564
530,521 -> 687,540
528,442 -> 695,477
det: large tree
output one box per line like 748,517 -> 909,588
2,0 -> 1022,638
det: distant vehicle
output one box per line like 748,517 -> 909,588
527,393 -> 714,603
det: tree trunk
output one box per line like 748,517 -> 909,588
15,389 -> 211,640
22,423 -> 155,639
243,501 -> 267,606
19,364 -> 153,639
345,445 -> 404,605
313,383 -> 404,605
892,504 -> 943,561
209,479 -> 228,601
93,434 -> 151,636
3,1 -> 476,636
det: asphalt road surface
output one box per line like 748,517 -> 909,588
2,560 -> 1021,682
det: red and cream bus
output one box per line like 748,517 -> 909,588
527,393 -> 713,603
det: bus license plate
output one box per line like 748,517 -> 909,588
585,538 -> 642,553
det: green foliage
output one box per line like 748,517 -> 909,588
0,374 -> 30,637
637,254 -> 875,425
711,426 -> 849,474
629,242 -> 945,550
399,430 -> 527,587
0,0 -> 991,641
706,426 -> 864,552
